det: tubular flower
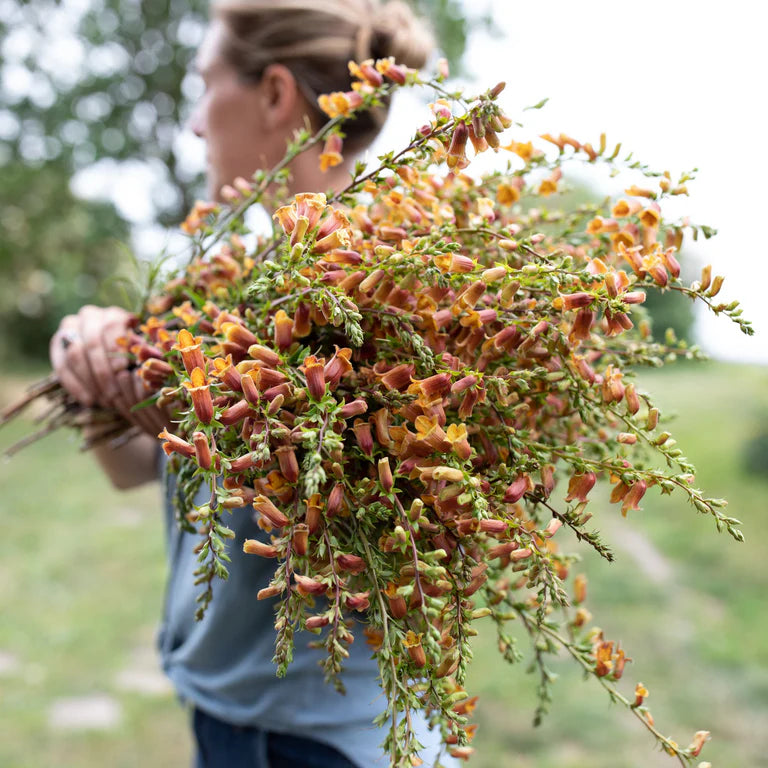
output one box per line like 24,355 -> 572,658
253,495 -> 290,529
183,367 -> 214,424
158,429 -> 195,459
317,90 -> 363,119
375,56 -> 409,85
348,58 -> 383,87
173,329 -> 206,375
302,355 -> 326,400
565,472 -> 596,503
319,133 -> 344,172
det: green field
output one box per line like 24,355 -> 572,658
1,362 -> 767,767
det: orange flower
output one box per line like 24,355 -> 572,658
319,133 -> 344,172
503,140 -> 537,161
348,58 -> 383,87
565,472 -> 596,503
375,56 -> 409,85
173,329 -> 206,376
403,631 -> 426,668
317,90 -> 363,119
182,367 -> 214,424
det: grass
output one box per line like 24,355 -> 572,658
1,362 -> 767,767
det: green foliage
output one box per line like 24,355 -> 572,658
0,161 -> 129,362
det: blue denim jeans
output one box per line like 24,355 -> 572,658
192,708 -> 358,768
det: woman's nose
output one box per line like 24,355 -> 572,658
189,104 -> 206,139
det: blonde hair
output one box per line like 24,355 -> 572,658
211,0 -> 434,150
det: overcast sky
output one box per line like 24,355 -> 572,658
460,0 -> 768,363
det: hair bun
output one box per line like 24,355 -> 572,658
370,0 -> 434,70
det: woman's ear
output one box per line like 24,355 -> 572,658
258,63 -> 301,131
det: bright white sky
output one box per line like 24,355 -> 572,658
460,0 -> 768,363
72,0 -> 767,363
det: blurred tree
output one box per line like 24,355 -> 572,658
0,161 -> 130,364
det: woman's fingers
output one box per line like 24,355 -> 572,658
50,316 -> 98,406
80,305 -> 131,404
49,306 -> 133,409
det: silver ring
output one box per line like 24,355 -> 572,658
61,330 -> 80,349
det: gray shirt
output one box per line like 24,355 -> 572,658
157,457 -> 455,767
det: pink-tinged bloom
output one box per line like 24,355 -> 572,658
302,355 -> 326,401
229,452 -> 259,473
446,423 -> 471,460
446,121 -> 469,169
378,457 -> 394,492
353,419 -> 374,456
158,429 -> 195,459
317,89 -> 363,118
219,398 -> 251,426
384,582 -> 407,619
273,204 -> 297,235
565,472 -> 596,503
375,56 -> 408,85
257,585 -> 282,600
294,192 -> 327,230
253,495 -> 290,528
292,523 -> 309,556
220,321 -> 258,350
451,374 -> 477,394
305,615 -> 329,630
139,358 -> 172,388
621,479 -> 647,515
211,354 -> 242,391
305,494 -> 323,535
504,475 -> 528,503
313,227 -> 352,255
403,631 -> 427,668
183,367 -> 214,424
273,310 -> 293,351
378,363 -> 415,392
336,553 -> 367,574
554,292 -> 593,312
601,365 -> 625,403
543,518 -> 563,537
275,446 -> 299,484
243,539 -> 279,558
173,329 -> 206,376
348,58 -> 383,87
323,347 -> 353,388
326,483 -> 345,518
193,431 -> 212,469
372,408 -> 391,447
319,133 -> 344,173
339,399 -> 367,419
663,247 -> 681,278
478,518 -> 507,534
240,370 -> 261,405
345,592 -> 370,612
294,573 -> 328,596
688,731 -> 710,758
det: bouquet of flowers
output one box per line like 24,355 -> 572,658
3,57 -> 750,766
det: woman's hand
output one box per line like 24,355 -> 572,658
49,305 -> 171,437
50,304 -> 133,409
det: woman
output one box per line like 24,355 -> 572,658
49,2 -> 451,766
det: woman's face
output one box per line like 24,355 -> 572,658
189,21 -> 278,201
